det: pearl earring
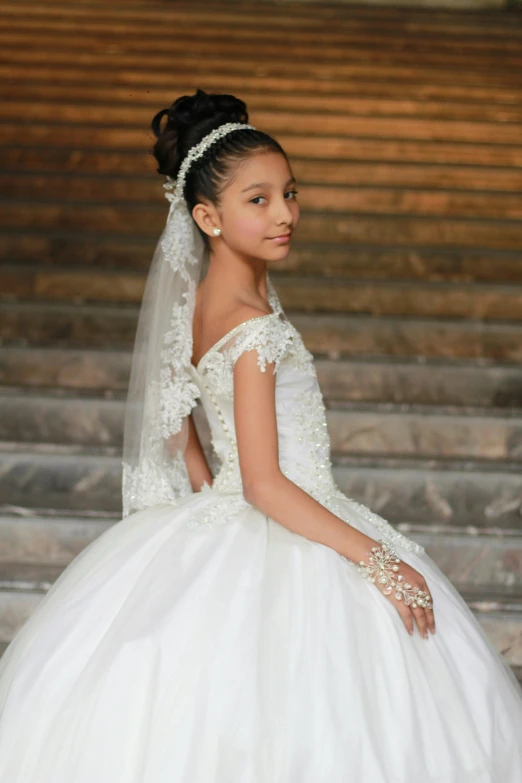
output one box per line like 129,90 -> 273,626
212,228 -> 221,236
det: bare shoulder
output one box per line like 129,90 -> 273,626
192,297 -> 272,367
223,304 -> 273,333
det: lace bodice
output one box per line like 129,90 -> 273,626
188,276 -> 424,555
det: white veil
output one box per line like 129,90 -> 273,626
121,121 -> 256,517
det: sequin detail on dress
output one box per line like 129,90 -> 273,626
192,310 -> 425,555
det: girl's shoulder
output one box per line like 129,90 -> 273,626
225,311 -> 294,373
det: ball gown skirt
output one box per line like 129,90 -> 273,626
0,301 -> 521,781
0,489 -> 521,783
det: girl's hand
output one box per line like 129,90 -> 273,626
383,560 -> 436,640
354,540 -> 436,640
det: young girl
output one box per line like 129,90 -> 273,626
0,89 -> 521,782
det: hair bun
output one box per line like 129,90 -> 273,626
154,89 -> 248,138
150,108 -> 170,138
150,89 -> 255,180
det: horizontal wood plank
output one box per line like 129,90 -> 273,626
3,267 -> 522,320
3,203 -> 522,250
3,149 -> 522,193
3,174 -> 522,219
2,122 -> 522,167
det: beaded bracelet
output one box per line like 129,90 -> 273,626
343,539 -> 433,610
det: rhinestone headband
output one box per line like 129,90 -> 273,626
163,121 -> 257,205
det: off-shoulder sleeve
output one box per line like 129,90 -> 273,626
225,315 -> 295,373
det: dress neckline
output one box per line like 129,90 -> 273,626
192,273 -> 282,375
194,312 -> 278,374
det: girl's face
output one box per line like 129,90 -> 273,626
213,150 -> 300,261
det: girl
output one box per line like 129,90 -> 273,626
0,89 -> 521,782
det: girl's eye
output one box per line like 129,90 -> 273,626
250,190 -> 299,205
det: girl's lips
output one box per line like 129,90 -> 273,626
268,234 -> 291,243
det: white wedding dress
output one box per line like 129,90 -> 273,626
0,280 -> 521,782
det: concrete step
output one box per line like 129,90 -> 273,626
0,513 -> 114,566
1,561 -> 521,671
3,267 -> 522,320
1,388 -> 521,462
2,303 -> 522,362
335,454 -> 522,533
0,446 -> 520,530
2,347 -> 522,408
1,512 -> 520,589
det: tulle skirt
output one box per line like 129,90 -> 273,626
0,488 -> 521,782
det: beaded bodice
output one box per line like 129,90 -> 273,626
188,276 -> 425,555
190,289 -> 331,501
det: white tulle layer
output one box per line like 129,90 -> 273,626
0,491 -> 521,783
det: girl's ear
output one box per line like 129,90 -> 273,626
192,203 -> 220,239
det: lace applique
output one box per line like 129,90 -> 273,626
227,314 -> 294,372
185,486 -> 251,530
201,351 -> 231,399
122,454 -> 191,518
159,280 -> 201,437
122,278 -> 202,517
202,316 -> 316,399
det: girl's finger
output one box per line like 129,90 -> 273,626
425,606 -> 436,634
411,604 -> 429,639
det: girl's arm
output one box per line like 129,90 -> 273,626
233,346 -> 378,565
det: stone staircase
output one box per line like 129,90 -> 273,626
1,0 -> 521,683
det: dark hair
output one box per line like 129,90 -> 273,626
150,89 -> 288,249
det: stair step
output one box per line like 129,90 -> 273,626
318,358 -> 522,408
4,173 -> 522,219
3,199 -> 522,251
0,449 -> 123,513
4,152 -> 522,199
2,347 -> 522,407
0,514 -> 114,566
2,118 -> 521,167
3,11 -> 522,68
335,455 -> 522,531
1,512 -> 520,589
0,389 -> 521,461
3,235 -> 522,285
4,36 -> 522,93
2,303 -> 522,361
1,562 -> 520,667
3,267 -> 522,320
0,447 -> 521,529
5,80 -> 522,138
0,347 -> 131,392
3,1 -> 521,35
